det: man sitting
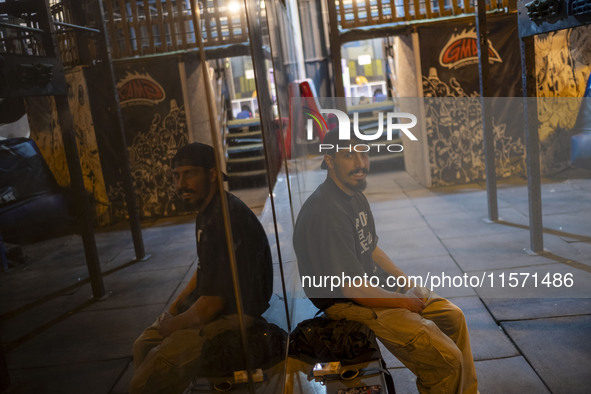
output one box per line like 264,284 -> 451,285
130,143 -> 273,393
293,130 -> 478,393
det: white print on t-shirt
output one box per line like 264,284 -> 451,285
355,211 -> 373,253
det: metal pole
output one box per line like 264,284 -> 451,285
0,21 -> 43,33
521,36 -> 544,254
326,0 -> 346,99
98,0 -> 146,261
52,20 -> 101,34
475,0 -> 499,222
55,95 -> 106,298
0,234 -> 7,272
247,0 -> 292,331
39,0 -> 105,299
189,1 -> 254,391
0,336 -> 9,392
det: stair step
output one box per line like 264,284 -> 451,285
228,169 -> 268,177
226,130 -> 262,138
226,139 -> 263,148
226,143 -> 263,153
227,155 -> 265,163
227,156 -> 266,173
227,118 -> 261,129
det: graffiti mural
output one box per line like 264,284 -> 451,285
26,96 -> 70,187
108,100 -> 188,219
419,15 -> 525,186
422,68 -> 478,98
424,91 -> 525,186
26,68 -> 111,225
65,70 -> 110,225
535,25 -> 591,174
105,56 -> 190,220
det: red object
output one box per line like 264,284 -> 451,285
284,79 -> 335,159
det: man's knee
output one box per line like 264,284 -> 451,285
133,335 -> 154,367
425,340 -> 463,387
129,371 -> 144,394
449,303 -> 467,321
435,302 -> 468,336
444,343 -> 463,371
130,354 -> 191,394
133,335 -> 144,355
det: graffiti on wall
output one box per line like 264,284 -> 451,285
117,71 -> 166,107
438,28 -> 503,70
535,25 -> 591,174
418,15 -> 525,186
108,100 -> 188,219
66,72 -> 110,225
107,58 -> 190,220
26,69 -> 111,225
27,96 -> 70,187
423,75 -> 525,186
422,67 -> 478,98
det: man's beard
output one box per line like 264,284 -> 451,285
345,178 -> 367,192
346,168 -> 368,192
181,197 -> 199,211
178,185 -> 210,211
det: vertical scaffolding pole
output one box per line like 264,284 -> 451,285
55,94 -> 106,298
97,0 -> 146,261
0,337 -> 9,392
245,0 -> 292,331
190,1 -> 254,391
475,0 -> 499,222
38,0 -> 106,299
326,0 -> 346,98
521,36 -> 544,254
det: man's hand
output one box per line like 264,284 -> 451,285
158,295 -> 225,338
344,284 -> 427,314
400,286 -> 427,313
400,296 -> 426,314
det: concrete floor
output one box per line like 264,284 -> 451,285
1,164 -> 590,393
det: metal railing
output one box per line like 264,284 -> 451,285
0,1 -> 83,68
50,0 -> 80,67
336,0 -> 510,29
0,15 -> 46,56
1,0 -> 512,67
103,0 -> 249,59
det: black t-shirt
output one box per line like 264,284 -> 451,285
193,191 -> 273,317
293,177 -> 382,310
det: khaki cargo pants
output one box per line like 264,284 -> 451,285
130,313 -> 254,394
325,289 -> 478,394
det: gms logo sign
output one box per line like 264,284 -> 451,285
439,29 -> 502,69
117,72 -> 165,107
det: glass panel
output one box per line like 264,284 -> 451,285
236,0 -> 312,390
0,1 -> 294,392
173,0 -> 298,390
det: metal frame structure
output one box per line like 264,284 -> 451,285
517,0 -> 591,253
101,0 -> 251,59
0,0 -> 147,298
476,0 -> 499,222
325,0 -> 516,98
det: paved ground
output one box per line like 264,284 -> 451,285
1,162 -> 590,393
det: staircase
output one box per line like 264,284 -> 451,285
224,118 -> 268,189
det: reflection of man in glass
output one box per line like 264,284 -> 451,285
130,143 -> 273,393
293,130 -> 478,394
